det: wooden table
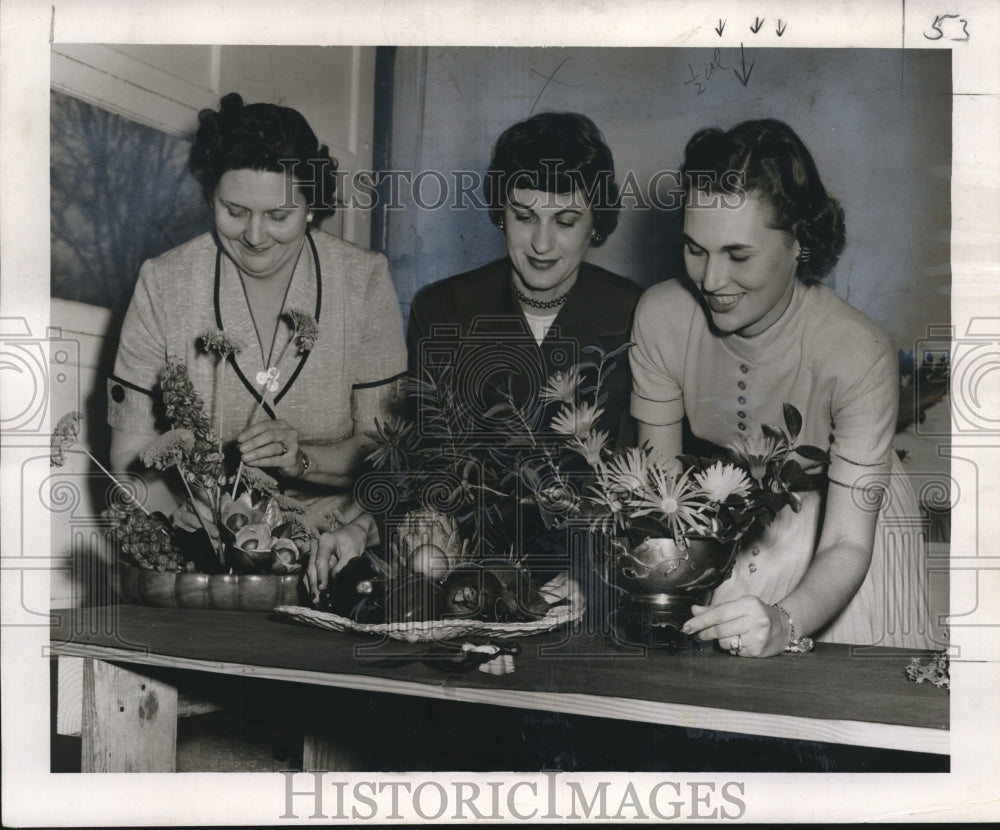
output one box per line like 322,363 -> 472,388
51,604 -> 949,772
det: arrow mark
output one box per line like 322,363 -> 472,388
734,43 -> 755,87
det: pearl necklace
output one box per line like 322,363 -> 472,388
513,282 -> 573,310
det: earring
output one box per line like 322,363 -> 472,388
497,217 -> 505,230
591,230 -> 603,245
306,213 -> 315,224
796,246 -> 812,263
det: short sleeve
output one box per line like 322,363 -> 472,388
107,259 -> 166,435
827,330 -> 899,489
350,253 -> 407,424
629,285 -> 686,427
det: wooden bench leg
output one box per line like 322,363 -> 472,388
81,659 -> 177,772
57,655 -> 84,737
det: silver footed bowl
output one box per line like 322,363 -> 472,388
615,537 -> 740,595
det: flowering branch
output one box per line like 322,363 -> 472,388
51,411 -> 151,517
139,428 -> 225,564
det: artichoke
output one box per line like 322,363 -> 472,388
391,508 -> 466,579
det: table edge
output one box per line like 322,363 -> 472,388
49,641 -> 949,756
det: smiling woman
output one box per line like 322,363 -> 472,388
631,118 -> 933,656
681,194 -> 801,336
212,170 -> 313,282
407,111 -> 640,443
107,92 -> 407,556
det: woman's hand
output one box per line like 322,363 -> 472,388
303,521 -> 370,604
237,419 -> 302,478
171,497 -> 220,541
682,597 -> 790,658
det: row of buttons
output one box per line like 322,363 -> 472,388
737,364 -> 751,432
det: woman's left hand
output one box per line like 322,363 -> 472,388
682,597 -> 789,658
237,419 -> 301,477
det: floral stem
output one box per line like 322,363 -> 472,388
231,379 -> 275,499
72,445 -> 151,516
178,468 -> 224,564
231,460 -> 245,500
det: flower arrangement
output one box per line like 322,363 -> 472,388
51,311 -> 321,576
366,345 -> 830,567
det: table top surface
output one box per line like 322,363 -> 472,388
51,603 -> 949,742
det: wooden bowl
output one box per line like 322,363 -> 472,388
117,563 -> 304,611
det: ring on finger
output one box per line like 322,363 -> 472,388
279,441 -> 288,455
729,634 -> 743,656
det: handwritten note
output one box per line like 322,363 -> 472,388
685,48 -> 730,95
924,13 -> 970,42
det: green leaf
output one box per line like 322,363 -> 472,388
483,402 -> 514,420
520,465 -> 542,491
782,403 -> 803,441
780,459 -> 803,481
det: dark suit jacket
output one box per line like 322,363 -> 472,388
407,258 -> 642,445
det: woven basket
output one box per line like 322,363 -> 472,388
274,601 -> 584,643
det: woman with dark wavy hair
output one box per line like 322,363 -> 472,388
109,93 -> 406,543
408,111 -> 640,443
631,119 -> 934,655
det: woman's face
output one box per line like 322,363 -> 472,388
213,169 -> 310,281
504,187 -> 595,301
682,191 -> 800,336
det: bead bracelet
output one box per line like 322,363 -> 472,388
772,603 -> 815,653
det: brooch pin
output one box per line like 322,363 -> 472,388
255,366 -> 280,393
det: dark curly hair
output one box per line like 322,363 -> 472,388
483,112 -> 620,247
189,92 -> 339,222
681,118 -> 846,282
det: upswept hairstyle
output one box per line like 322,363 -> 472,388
189,92 -> 339,221
681,118 -> 846,282
484,112 -> 620,246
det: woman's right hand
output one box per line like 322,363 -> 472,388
304,521 -> 370,604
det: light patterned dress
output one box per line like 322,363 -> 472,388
108,230 -> 407,530
631,277 -> 935,648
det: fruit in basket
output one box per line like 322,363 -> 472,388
478,558 -> 549,620
439,562 -> 506,620
392,508 -> 465,579
319,551 -> 388,622
384,575 -> 444,623
406,543 -> 454,581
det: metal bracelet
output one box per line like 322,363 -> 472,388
298,450 -> 311,477
772,603 -> 815,653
